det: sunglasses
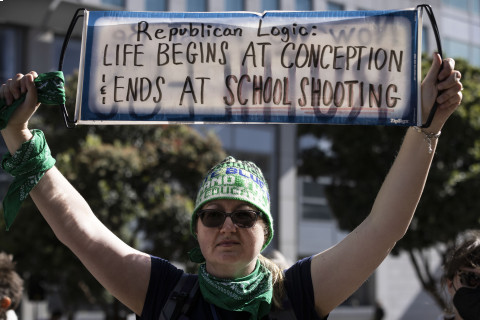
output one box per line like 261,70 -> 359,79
458,270 -> 480,288
197,209 -> 261,228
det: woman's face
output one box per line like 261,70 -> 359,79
447,267 -> 480,319
449,267 -> 480,292
196,199 -> 266,278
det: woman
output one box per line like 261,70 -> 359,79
0,52 -> 463,319
440,231 -> 480,320
0,252 -> 23,320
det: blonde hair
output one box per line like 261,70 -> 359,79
258,219 -> 289,309
258,254 -> 286,309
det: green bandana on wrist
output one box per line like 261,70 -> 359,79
0,71 -> 66,130
198,260 -> 273,319
1,129 -> 56,230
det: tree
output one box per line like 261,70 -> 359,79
0,72 -> 226,319
297,56 -> 480,311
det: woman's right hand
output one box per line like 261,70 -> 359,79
0,71 -> 40,153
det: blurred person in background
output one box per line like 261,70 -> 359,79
439,231 -> 480,320
0,252 -> 23,320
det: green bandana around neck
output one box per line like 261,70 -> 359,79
190,156 -> 273,263
198,260 -> 273,319
1,130 -> 56,230
0,71 -> 66,130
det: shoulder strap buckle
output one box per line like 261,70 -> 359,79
159,273 -> 199,320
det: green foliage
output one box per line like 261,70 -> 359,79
0,71 -> 226,316
298,56 -> 480,308
299,56 -> 480,248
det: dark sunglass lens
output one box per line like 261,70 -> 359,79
460,272 -> 480,288
201,210 -> 226,228
467,273 -> 480,287
232,210 -> 257,228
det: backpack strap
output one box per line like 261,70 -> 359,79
179,276 -> 199,318
159,273 -> 199,320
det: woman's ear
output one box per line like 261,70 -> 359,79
447,278 -> 454,288
446,278 -> 456,296
0,296 -> 12,310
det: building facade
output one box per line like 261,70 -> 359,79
1,0 -> 478,319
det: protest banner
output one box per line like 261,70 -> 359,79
71,8 -> 428,126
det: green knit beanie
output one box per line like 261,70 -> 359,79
191,156 -> 273,250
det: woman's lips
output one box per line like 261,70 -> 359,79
217,240 -> 239,247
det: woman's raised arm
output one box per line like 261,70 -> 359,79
1,71 -> 151,315
309,53 -> 463,317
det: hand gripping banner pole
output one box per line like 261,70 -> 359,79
57,7 -> 85,128
417,4 -> 443,129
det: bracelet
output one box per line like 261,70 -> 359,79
413,126 -> 441,154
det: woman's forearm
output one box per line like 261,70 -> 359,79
368,126 -> 438,241
29,166 -> 150,315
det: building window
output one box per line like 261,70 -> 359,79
225,0 -> 244,11
262,0 -> 279,11
199,125 -> 275,186
296,0 -> 312,11
444,38 -> 470,60
54,36 -> 81,77
101,0 -> 125,7
443,0 -> 480,14
0,26 -> 24,84
443,38 -> 480,67
327,2 -> 344,11
299,177 -> 376,307
472,46 -> 480,66
300,181 -> 333,220
146,0 -> 167,11
474,0 -> 480,14
187,0 -> 207,11
442,0 -> 469,11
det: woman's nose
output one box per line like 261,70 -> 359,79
219,216 -> 237,232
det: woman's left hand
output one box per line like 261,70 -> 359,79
421,53 -> 463,132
